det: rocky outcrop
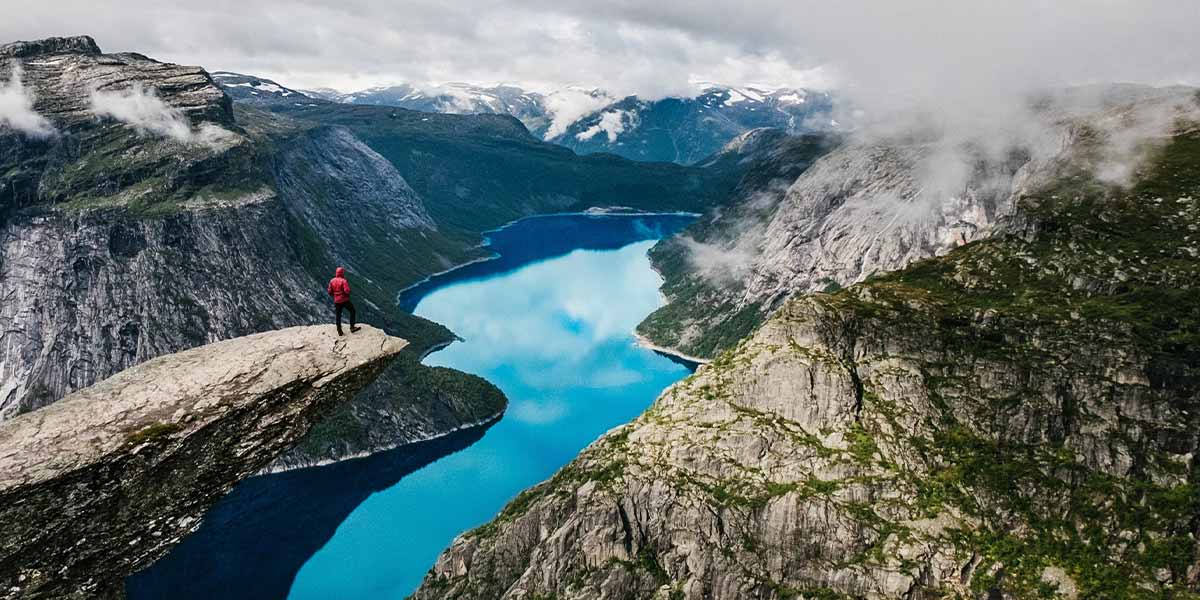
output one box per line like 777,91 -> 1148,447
414,119 -> 1200,598
2,35 -> 231,129
0,325 -> 407,599
0,36 -> 100,59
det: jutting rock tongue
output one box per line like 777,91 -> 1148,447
0,325 -> 407,599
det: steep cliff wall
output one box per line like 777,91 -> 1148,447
0,193 -> 328,415
638,135 -> 1030,360
413,121 -> 1200,599
0,37 -> 458,418
0,325 -> 407,599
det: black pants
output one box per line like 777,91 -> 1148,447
335,301 -> 356,332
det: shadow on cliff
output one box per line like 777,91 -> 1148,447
125,421 -> 496,600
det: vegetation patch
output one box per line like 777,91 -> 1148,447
125,422 -> 183,446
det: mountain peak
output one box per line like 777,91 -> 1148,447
0,35 -> 101,59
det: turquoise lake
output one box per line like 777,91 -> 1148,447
128,213 -> 697,599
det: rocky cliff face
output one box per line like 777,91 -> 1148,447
0,325 -> 407,599
0,37 -> 452,417
0,36 -> 513,490
639,88 -> 1200,362
413,113 -> 1200,598
640,138 -> 1033,359
0,192 -> 329,416
0,36 -> 281,414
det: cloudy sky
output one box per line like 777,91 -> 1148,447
4,0 -> 1198,99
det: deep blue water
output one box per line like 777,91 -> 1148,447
129,213 -> 696,599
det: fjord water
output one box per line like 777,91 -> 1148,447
128,214 -> 695,600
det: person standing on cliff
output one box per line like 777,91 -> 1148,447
327,266 -> 360,336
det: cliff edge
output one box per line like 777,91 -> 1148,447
0,325 -> 406,599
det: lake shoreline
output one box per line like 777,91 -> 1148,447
395,208 -> 702,301
632,332 -> 711,366
141,212 -> 702,600
639,259 -> 712,366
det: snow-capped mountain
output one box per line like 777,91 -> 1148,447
221,74 -> 836,164
548,86 -> 836,164
210,72 -> 325,106
305,83 -> 559,137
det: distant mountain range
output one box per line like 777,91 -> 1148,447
210,71 -> 323,106
550,86 -> 836,164
212,73 -> 836,164
301,82 -> 565,138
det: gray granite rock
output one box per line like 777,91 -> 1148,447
0,325 -> 406,598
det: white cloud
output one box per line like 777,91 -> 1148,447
0,64 -> 55,138
576,109 -> 635,142
2,2 -> 1196,167
88,83 -> 235,148
542,88 -> 614,139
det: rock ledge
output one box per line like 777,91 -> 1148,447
0,325 -> 406,598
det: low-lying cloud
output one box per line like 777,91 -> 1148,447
0,64 -> 56,138
542,88 -> 615,139
88,83 -> 235,147
677,186 -> 789,285
575,109 -> 635,142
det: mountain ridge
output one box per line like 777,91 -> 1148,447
220,73 -> 836,164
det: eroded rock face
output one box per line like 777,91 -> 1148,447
0,196 -> 329,417
0,325 -> 406,599
741,143 -> 1020,309
1,35 -> 231,129
638,138 -> 1031,359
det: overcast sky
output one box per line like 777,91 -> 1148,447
3,0 -> 1198,99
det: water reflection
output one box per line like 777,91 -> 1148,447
127,214 -> 695,600
287,241 -> 691,598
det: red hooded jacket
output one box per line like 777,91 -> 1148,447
328,267 -> 352,304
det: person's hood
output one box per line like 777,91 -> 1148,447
335,267 -> 345,278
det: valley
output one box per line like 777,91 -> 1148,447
1,19 -> 1198,600
128,214 -> 698,599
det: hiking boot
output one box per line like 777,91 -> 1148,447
337,329 -> 345,336
350,326 -> 361,333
